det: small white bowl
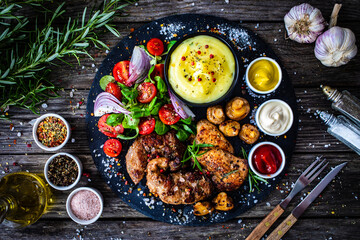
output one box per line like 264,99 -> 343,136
255,99 -> 294,136
248,141 -> 286,179
66,187 -> 103,225
32,113 -> 71,151
245,57 -> 282,94
44,152 -> 82,191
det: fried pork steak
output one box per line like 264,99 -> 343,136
126,131 -> 186,185
197,148 -> 248,192
146,158 -> 213,205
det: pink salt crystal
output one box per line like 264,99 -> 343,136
70,190 -> 101,220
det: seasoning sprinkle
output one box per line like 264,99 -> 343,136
48,155 -> 78,186
37,116 -> 67,147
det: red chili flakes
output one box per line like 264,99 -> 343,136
209,54 -> 214,59
197,51 -> 201,55
249,45 -> 252,50
206,171 -> 210,175
125,181 -> 128,185
13,139 -> 17,144
130,28 -> 135,32
181,56 -> 186,61
27,143 -> 32,148
205,45 -> 209,49
9,123 -> 14,130
172,207 -> 177,212
109,165 -> 112,168
13,162 -> 18,166
83,173 -> 90,178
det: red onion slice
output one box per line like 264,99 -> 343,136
168,90 -> 195,119
94,92 -> 130,116
127,46 -> 152,86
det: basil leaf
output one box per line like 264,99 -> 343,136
176,128 -> 190,141
117,128 -> 139,140
122,115 -> 140,129
106,113 -> 124,127
99,75 -> 115,91
155,119 -> 169,135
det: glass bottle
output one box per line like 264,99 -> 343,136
318,111 -> 360,155
0,172 -> 52,227
321,85 -> 360,126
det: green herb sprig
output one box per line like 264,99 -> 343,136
182,141 -> 213,171
241,147 -> 268,193
0,0 -> 135,119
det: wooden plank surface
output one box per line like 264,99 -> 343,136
1,0 -> 360,239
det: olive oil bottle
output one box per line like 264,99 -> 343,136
0,172 -> 52,227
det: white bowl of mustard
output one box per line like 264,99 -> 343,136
255,99 -> 293,136
246,57 -> 282,94
165,32 -> 239,107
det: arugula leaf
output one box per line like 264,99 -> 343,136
117,127 -> 139,140
122,114 -> 140,129
106,113 -> 124,127
155,119 -> 169,135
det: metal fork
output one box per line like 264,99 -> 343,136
246,158 -> 328,240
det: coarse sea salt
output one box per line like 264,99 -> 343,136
70,190 -> 101,220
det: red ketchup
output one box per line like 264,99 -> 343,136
252,144 -> 282,175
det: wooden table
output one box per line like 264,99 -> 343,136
1,1 -> 359,239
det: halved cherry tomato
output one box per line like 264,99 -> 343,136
146,38 -> 164,56
150,64 -> 165,80
98,114 -> 124,138
159,104 -> 180,125
138,117 -> 156,135
137,82 -> 157,103
105,82 -> 122,101
103,139 -> 122,157
113,60 -> 130,85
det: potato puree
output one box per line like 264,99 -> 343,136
168,35 -> 235,104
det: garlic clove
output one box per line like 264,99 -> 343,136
284,3 -> 326,43
315,26 -> 358,67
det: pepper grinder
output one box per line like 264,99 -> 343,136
321,85 -> 360,126
317,110 -> 360,155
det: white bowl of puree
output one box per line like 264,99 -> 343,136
165,33 -> 239,107
255,99 -> 293,136
246,57 -> 282,94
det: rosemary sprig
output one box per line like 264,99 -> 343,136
182,141 -> 213,171
241,147 -> 268,193
0,0 -> 135,119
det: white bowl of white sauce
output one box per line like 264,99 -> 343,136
255,99 -> 293,136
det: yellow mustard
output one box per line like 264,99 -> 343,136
248,59 -> 279,92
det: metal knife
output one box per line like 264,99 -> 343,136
266,162 -> 347,240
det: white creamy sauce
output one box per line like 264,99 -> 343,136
258,102 -> 291,134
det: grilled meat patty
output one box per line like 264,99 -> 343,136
195,119 -> 234,154
197,148 -> 248,191
146,158 -> 213,205
126,131 -> 186,185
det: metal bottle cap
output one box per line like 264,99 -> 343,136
321,85 -> 342,102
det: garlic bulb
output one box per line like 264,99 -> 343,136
315,27 -> 358,67
284,3 -> 326,43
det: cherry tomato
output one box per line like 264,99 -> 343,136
105,82 -> 122,100
138,117 -> 156,135
252,145 -> 282,174
146,38 -> 164,56
98,114 -> 124,138
137,82 -> 157,103
103,139 -> 122,157
150,64 -> 165,80
159,104 -> 180,125
113,60 -> 130,85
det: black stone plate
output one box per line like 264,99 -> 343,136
85,14 -> 298,226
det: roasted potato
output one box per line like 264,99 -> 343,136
193,201 -> 214,216
207,105 -> 226,125
239,124 -> 260,144
212,192 -> 234,211
225,97 -> 250,121
219,120 -> 241,137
